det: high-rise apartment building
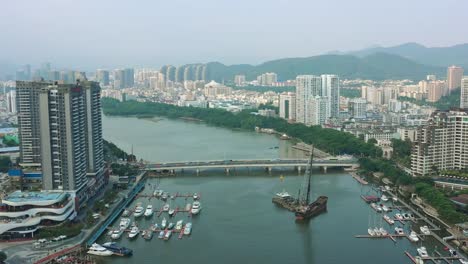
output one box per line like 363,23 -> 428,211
321,74 -> 340,118
113,69 -> 125,89
461,77 -> 468,109
16,80 -> 105,202
295,75 -> 322,124
124,68 -> 134,88
348,98 -> 367,118
279,92 -> 296,121
234,75 -> 246,86
427,80 -> 446,102
447,65 -> 464,92
96,69 -> 110,86
308,96 -> 329,125
257,72 -> 277,86
411,109 -> 468,176
6,90 -> 17,113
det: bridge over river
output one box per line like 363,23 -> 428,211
144,158 -> 358,174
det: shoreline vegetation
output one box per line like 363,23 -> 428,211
101,98 -> 467,224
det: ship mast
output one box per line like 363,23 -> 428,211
300,146 -> 314,205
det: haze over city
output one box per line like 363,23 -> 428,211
1,0 -> 468,69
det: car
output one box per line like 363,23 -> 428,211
58,235 -> 67,240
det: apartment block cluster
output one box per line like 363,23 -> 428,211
278,75 -> 340,126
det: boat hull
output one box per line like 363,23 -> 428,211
294,196 -> 328,220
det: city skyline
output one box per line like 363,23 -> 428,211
1,0 -> 468,69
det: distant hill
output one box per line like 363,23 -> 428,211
203,53 -> 444,82
345,42 -> 468,69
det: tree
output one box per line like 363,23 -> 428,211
0,251 -> 7,263
0,157 -> 11,173
368,138 -> 377,145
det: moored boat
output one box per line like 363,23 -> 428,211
161,192 -> 168,200
133,205 -> 144,218
193,193 -> 199,200
408,231 -> 419,242
161,218 -> 167,229
122,209 -> 130,217
395,213 -> 403,220
163,204 -> 170,212
168,208 -> 175,217
87,243 -> 113,256
128,226 -> 140,239
111,229 -> 124,240
395,227 -> 404,235
383,214 -> 394,225
191,201 -> 201,215
381,205 -> 390,212
167,222 -> 174,230
420,225 -> 430,235
185,203 -> 191,211
381,195 -> 389,202
144,205 -> 153,217
119,218 -> 131,230
164,230 -> 172,240
184,223 -> 192,235
379,227 -> 388,236
158,231 -> 164,239
417,247 -> 428,258
102,242 -> 133,257
368,228 -> 376,236
175,220 -> 184,231
143,229 -> 153,240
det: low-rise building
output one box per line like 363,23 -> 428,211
0,190 -> 76,239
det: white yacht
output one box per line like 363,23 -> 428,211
154,189 -> 163,197
175,220 -> 184,231
164,230 -> 172,240
163,204 -> 170,212
161,218 -> 167,229
379,227 -> 388,236
128,226 -> 140,239
144,205 -> 153,217
133,205 -> 144,218
383,214 -> 394,225
87,243 -> 113,256
415,256 -> 424,264
408,231 -> 419,242
395,213 -> 403,220
419,225 -> 430,235
168,208 -> 175,217
193,193 -> 199,200
111,229 -> 123,240
191,201 -> 201,215
368,228 -> 376,236
184,223 -> 192,235
382,205 -> 390,212
417,247 -> 429,258
158,230 -> 165,239
373,227 -> 381,236
381,195 -> 389,202
275,191 -> 290,199
394,227 -> 404,235
119,218 -> 131,230
122,209 -> 130,217
185,203 -> 191,211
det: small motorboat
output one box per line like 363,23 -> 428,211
368,228 -> 376,236
414,256 -> 424,264
193,193 -> 199,200
395,213 -> 404,220
128,226 -> 140,239
154,189 -> 163,197
163,204 -> 170,212
381,205 -> 390,212
370,203 -> 382,213
383,214 -> 394,225
122,209 -> 130,217
191,201 -> 201,215
392,197 -> 398,202
111,229 -> 123,240
449,249 -> 458,257
419,225 -> 430,235
158,231 -> 165,239
164,230 -> 172,240
379,227 -> 388,236
185,203 -> 191,211
167,222 -> 175,230
133,205 -> 144,218
171,195 -> 175,200
184,223 -> 192,235
168,208 -> 175,217
175,220 -> 184,231
143,230 -> 153,240
408,231 -> 419,242
152,223 -> 159,231
417,247 -> 429,258
373,227 -> 381,236
87,243 -> 113,256
395,227 -> 404,235
161,218 -> 167,229
144,205 -> 153,217
381,195 -> 389,202
161,192 -> 168,200
119,218 -> 131,230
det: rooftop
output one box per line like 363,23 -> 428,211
3,191 -> 65,203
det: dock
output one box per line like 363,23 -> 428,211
351,173 -> 368,185
404,250 -> 462,263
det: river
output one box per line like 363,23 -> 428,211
101,115 -> 445,264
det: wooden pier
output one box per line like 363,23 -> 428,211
351,173 -> 368,185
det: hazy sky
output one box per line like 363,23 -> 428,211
1,0 -> 467,70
